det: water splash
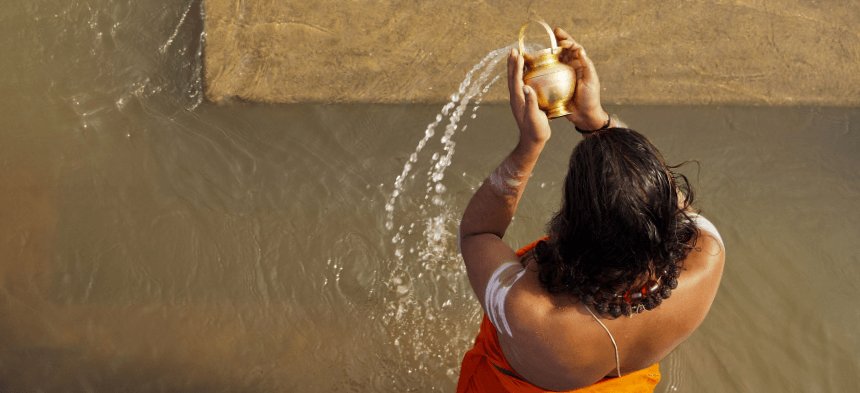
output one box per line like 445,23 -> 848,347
384,46 -> 510,254
378,46 -> 511,384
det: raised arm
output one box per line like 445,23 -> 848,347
459,30 -> 613,306
459,48 -> 550,305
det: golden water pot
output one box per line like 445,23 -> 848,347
518,21 -> 575,118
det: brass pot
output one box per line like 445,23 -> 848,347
518,21 -> 575,118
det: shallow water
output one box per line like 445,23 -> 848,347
1,1 -> 859,392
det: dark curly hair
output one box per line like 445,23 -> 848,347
532,128 -> 699,317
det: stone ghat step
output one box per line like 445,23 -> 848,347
203,1 -> 860,106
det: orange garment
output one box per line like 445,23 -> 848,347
456,239 -> 661,393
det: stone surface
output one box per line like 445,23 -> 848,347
203,0 -> 860,105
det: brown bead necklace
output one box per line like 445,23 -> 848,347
578,263 -> 680,318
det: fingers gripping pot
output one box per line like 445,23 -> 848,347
518,21 -> 575,118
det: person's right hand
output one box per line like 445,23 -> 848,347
508,48 -> 551,145
555,28 -> 610,130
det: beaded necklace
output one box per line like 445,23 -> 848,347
576,262 -> 680,318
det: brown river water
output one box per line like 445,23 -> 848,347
1,1 -> 858,392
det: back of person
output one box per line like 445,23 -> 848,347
456,27 -> 725,392
499,221 -> 723,390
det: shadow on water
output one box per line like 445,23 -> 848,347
0,1 -> 859,392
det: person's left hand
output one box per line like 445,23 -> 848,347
508,48 -> 551,145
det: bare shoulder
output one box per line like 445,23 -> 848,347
692,225 -> 725,267
497,269 -> 614,390
494,231 -> 726,388
672,226 -> 726,329
688,214 -> 726,274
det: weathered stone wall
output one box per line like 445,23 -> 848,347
203,1 -> 860,105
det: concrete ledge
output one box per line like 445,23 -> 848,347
203,1 -> 860,106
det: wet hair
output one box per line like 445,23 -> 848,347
532,128 -> 698,317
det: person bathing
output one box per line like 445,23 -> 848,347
457,27 -> 724,392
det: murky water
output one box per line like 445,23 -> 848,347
1,1 -> 859,392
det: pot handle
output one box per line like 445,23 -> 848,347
518,19 -> 558,56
